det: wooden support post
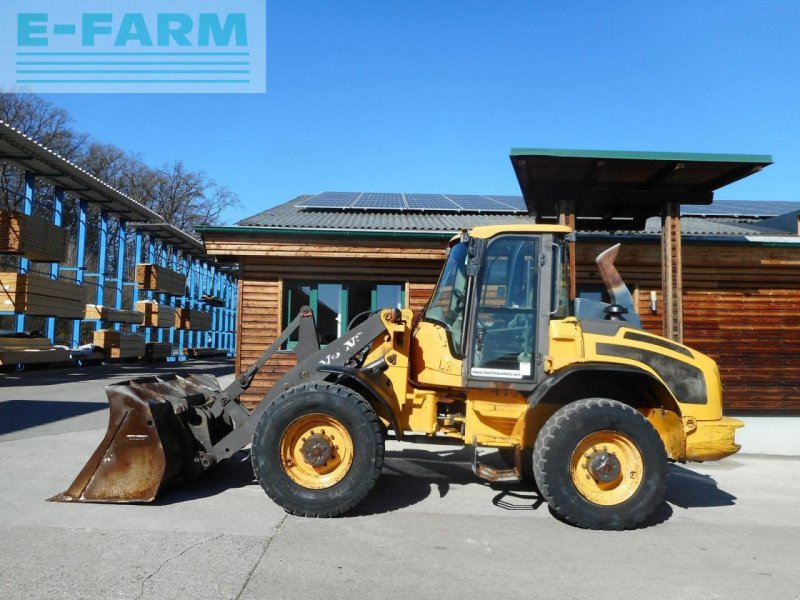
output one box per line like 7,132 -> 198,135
557,199 -> 577,301
661,202 -> 683,342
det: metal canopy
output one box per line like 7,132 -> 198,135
510,148 -> 773,230
129,221 -> 208,254
0,120 -> 207,256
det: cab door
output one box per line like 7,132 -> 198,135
464,234 -> 554,389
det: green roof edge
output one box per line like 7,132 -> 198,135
510,148 -> 773,164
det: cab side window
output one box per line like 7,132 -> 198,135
471,236 -> 539,379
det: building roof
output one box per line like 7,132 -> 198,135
236,195 -> 539,232
225,194 -> 800,241
510,148 -> 773,230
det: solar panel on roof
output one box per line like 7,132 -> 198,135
682,200 -> 800,217
404,194 -> 459,211
297,191 -> 360,209
447,195 -> 523,213
351,192 -> 405,210
485,195 -> 527,210
297,191 -> 532,213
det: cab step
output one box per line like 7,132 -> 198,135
471,444 -> 522,483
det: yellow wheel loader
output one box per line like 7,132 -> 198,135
52,224 -> 743,530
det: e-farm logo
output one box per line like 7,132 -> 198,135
1,1 -> 266,93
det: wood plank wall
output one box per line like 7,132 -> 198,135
580,240 -> 800,413
228,238 -> 447,406
222,234 -> 800,413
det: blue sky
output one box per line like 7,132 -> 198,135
43,1 -> 800,223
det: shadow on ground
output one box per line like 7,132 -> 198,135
0,399 -> 107,435
666,463 -> 737,508
150,445 -> 736,527
156,451 -> 257,505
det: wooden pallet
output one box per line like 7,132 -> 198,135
0,211 -> 67,262
84,304 -> 144,324
93,329 -> 145,359
135,264 -> 186,296
174,307 -> 212,330
0,272 -> 85,318
135,300 -> 177,328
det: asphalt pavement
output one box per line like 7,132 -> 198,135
1,360 -> 798,600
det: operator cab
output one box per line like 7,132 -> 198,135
417,225 -> 566,388
415,225 -> 639,389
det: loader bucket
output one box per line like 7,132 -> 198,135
49,373 -> 227,503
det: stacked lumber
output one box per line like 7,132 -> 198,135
174,307 -> 212,330
93,329 -> 145,359
84,304 -> 144,324
201,294 -> 226,307
0,335 -> 71,366
0,211 -> 67,262
135,264 -> 186,296
0,272 -> 85,318
135,300 -> 177,328
145,342 -> 172,360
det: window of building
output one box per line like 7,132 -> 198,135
283,281 -> 404,347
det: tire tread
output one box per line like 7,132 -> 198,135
533,398 -> 667,530
251,381 -> 384,517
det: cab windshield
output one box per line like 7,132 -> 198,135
423,241 -> 469,352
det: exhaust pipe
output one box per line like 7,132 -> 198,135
595,243 -> 635,315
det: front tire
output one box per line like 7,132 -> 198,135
251,382 -> 384,517
533,398 -> 667,530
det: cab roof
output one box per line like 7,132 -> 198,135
457,223 -> 572,242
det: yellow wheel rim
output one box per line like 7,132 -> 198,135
570,430 -> 643,506
280,413 -> 354,489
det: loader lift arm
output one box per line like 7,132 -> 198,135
209,306 -> 394,463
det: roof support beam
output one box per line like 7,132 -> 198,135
638,162 -> 684,190
556,198 -> 577,301
661,202 -> 683,342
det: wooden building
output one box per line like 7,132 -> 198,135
200,193 -> 800,413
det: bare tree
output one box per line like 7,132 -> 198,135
0,92 -> 89,159
0,90 -> 240,230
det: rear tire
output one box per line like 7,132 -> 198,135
533,398 -> 667,530
251,382 -> 384,517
